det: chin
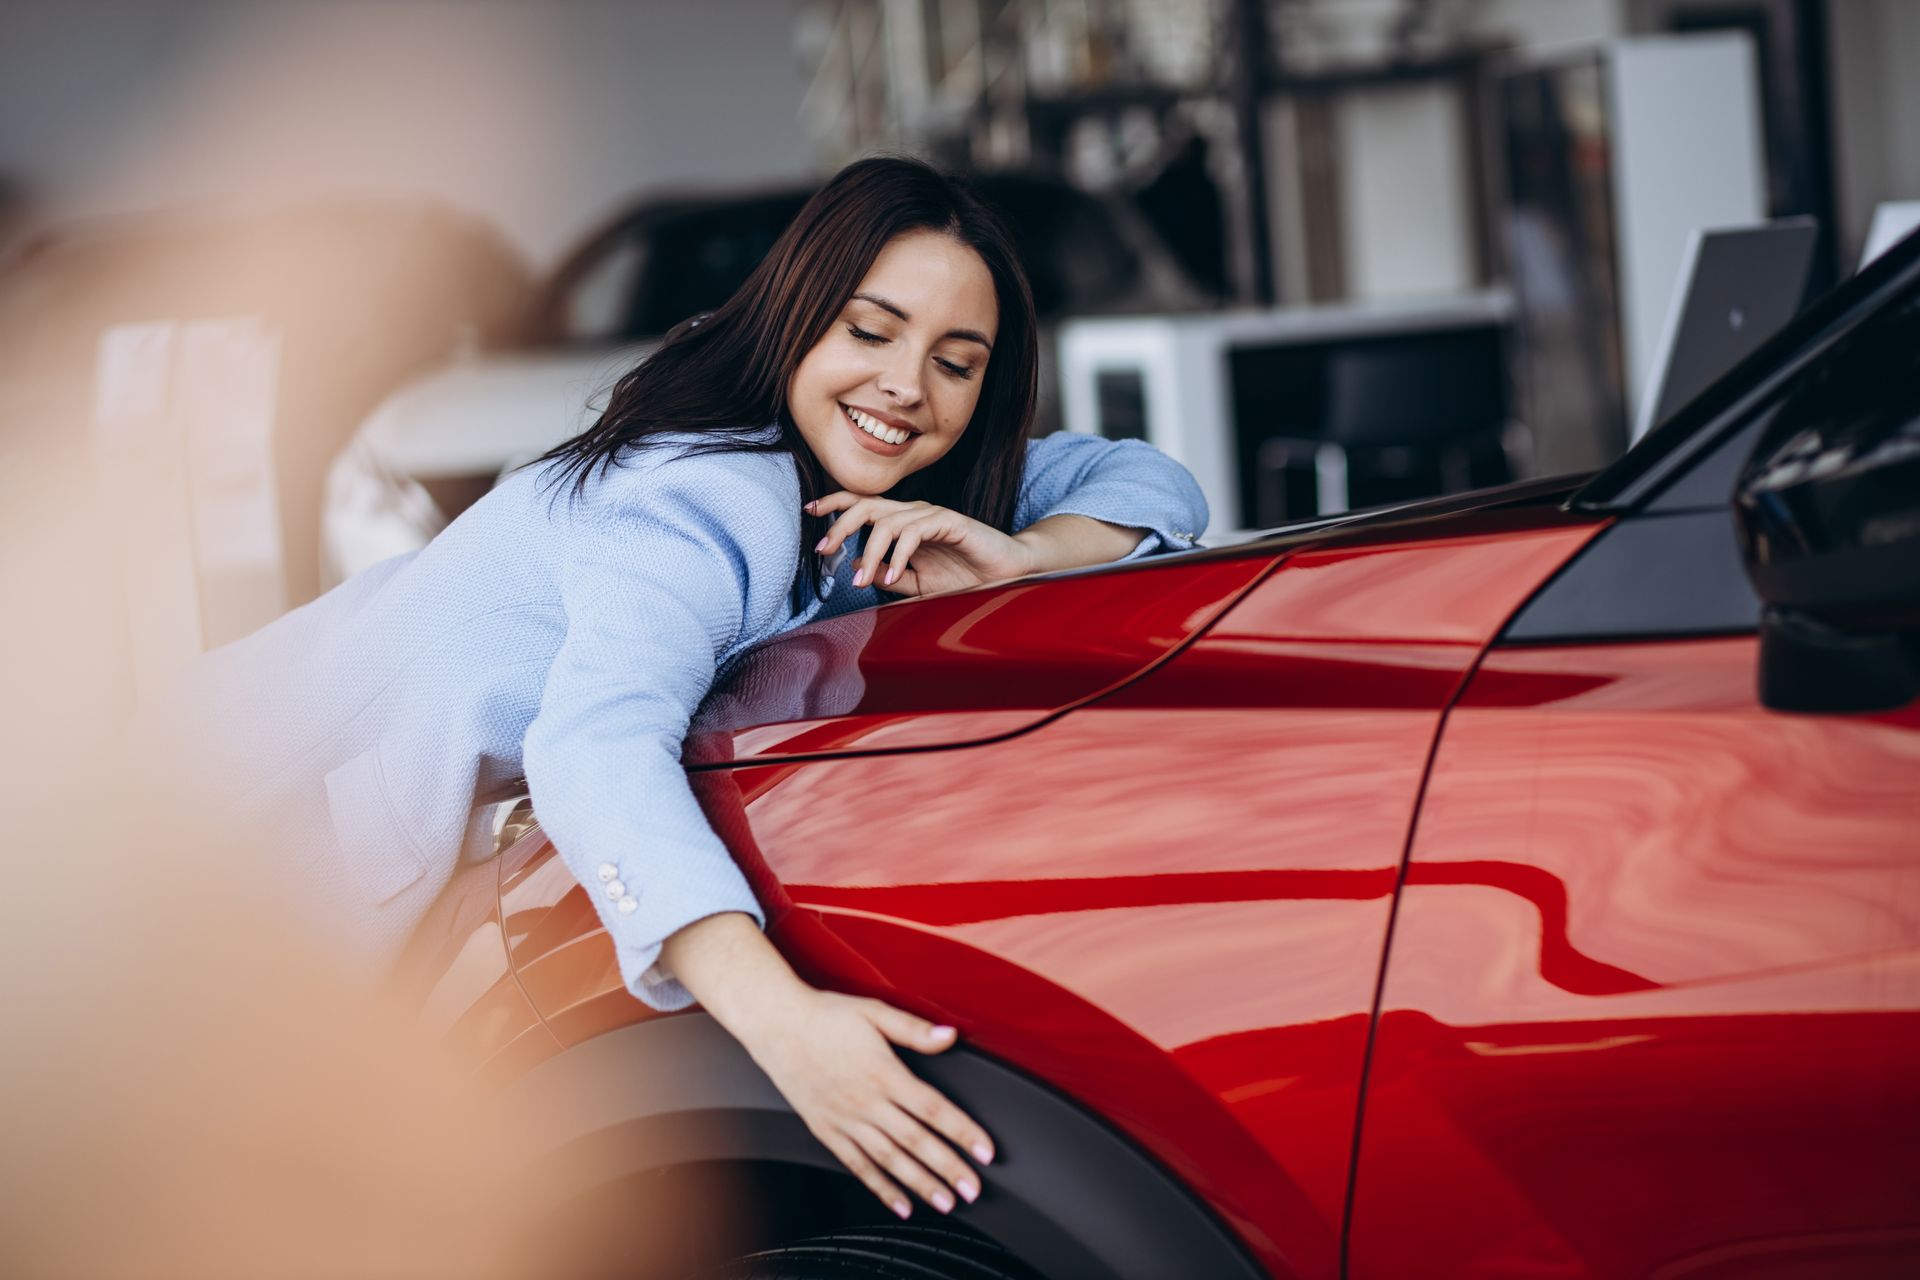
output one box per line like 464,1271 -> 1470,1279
826,455 -> 908,495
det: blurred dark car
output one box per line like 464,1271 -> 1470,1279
320,173 -> 1215,585
536,173 -> 1210,349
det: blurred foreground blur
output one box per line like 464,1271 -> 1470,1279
0,461 -> 545,1279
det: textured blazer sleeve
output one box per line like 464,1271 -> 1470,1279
1013,431 -> 1209,560
521,451 -> 798,1011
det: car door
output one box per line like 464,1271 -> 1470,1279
1348,265 -> 1920,1278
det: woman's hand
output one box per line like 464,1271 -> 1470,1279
741,988 -> 996,1219
809,493 -> 1037,597
658,913 -> 994,1220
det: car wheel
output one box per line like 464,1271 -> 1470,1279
709,1222 -> 1040,1280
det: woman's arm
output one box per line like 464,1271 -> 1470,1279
1010,431 -> 1209,559
522,454 -> 783,1010
810,432 -> 1209,605
524,450 -> 991,1217
661,912 -> 994,1220
1012,511 -> 1150,570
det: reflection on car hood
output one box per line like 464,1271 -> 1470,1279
359,342 -> 655,477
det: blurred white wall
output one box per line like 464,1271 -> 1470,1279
0,0 -> 814,268
1332,82 -> 1477,301
1305,0 -> 1628,303
1826,0 -> 1920,266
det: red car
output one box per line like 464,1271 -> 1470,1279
403,231 -> 1920,1280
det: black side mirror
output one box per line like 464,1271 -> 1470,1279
1734,293 -> 1920,712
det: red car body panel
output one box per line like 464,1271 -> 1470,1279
499,553 -> 1273,1044
683,557 -> 1274,763
397,855 -> 558,1083
1351,638 -> 1920,1277
495,503 -> 1605,1279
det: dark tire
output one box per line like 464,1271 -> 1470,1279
709,1222 -> 1043,1280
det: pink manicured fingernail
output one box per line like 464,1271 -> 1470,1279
957,1178 -> 979,1203
815,537 -> 828,552
932,1190 -> 954,1214
930,1024 -> 955,1041
885,566 -> 899,585
854,568 -> 868,587
972,1143 -> 993,1163
892,1200 -> 911,1220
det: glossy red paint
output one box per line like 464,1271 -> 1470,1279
683,556 -> 1272,763
396,848 -> 557,1083
501,553 -> 1274,1021
496,508 -> 1605,1278
1351,639 -> 1920,1278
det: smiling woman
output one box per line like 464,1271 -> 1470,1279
171,155 -> 1208,1233
789,232 -> 996,483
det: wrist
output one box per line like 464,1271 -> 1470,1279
1013,514 -> 1144,575
659,911 -> 812,1037
1009,525 -> 1056,576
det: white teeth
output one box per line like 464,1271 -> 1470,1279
847,406 -> 910,446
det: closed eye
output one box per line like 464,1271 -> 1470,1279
850,324 -> 977,380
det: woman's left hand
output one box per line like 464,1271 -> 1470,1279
809,493 -> 1037,597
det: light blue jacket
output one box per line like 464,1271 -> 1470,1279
180,430 -> 1207,1007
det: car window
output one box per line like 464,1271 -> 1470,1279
563,235 -> 646,340
629,198 -> 805,336
1575,224 -> 1920,511
549,179 -> 1160,344
1508,265 -> 1920,642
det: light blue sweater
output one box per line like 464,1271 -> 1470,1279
180,429 -> 1206,1008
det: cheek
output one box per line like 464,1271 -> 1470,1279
938,378 -> 985,433
796,332 -> 851,383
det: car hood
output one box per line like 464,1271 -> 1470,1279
358,342 -> 655,478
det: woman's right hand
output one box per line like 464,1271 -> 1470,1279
739,987 -> 996,1219
658,912 -> 994,1218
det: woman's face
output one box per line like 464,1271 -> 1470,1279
787,229 -> 999,495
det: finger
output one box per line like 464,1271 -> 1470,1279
882,524 -> 926,589
819,501 -> 875,555
826,1131 -> 912,1220
884,510 -> 968,585
861,511 -> 934,588
853,1122 -> 955,1215
806,491 -> 861,517
855,520 -> 899,589
880,1104 -> 981,1205
819,499 -> 894,555
865,1001 -> 960,1056
900,1078 -> 996,1167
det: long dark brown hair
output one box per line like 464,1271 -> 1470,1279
530,155 -> 1039,598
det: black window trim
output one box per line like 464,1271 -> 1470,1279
1570,223 -> 1920,514
1504,226 -> 1920,645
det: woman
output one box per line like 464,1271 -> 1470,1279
179,156 -> 1207,1221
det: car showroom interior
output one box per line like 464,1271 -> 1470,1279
2,2 -> 1917,1278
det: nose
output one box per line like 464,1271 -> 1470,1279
876,345 -> 925,408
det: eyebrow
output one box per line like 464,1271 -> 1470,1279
850,291 -> 994,352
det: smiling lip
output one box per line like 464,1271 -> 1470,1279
840,403 -> 915,455
845,402 -> 918,433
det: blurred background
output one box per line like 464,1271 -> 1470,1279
3,4 -> 1917,1273
5,1 -> 1918,653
